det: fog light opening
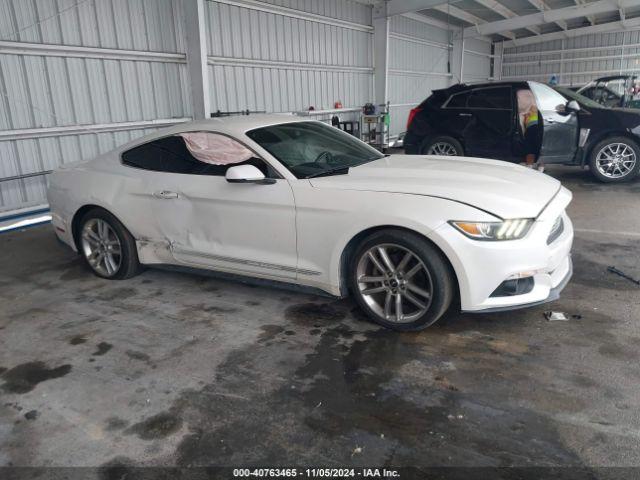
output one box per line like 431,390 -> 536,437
490,276 -> 535,297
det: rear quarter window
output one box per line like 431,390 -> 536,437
122,134 -> 274,177
468,87 -> 512,109
444,91 -> 471,108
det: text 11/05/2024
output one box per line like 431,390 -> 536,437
233,468 -> 401,478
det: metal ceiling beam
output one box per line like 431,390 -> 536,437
574,0 -> 596,26
474,0 -> 540,36
433,4 -> 516,40
466,0 -> 635,37
502,15 -> 640,47
525,0 -> 567,31
401,11 -> 457,30
524,0 -> 545,10
372,0 -> 446,18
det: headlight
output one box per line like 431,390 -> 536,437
449,219 -> 533,241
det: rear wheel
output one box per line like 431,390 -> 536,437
349,230 -> 455,331
588,136 -> 640,183
421,136 -> 464,156
78,208 -> 141,280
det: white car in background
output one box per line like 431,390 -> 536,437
47,115 -> 573,331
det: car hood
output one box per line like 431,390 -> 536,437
608,107 -> 640,125
309,155 -> 561,219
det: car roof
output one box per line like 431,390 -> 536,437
171,113 -> 306,134
593,75 -> 637,82
114,114 -> 314,152
430,81 -> 531,98
454,81 -> 530,90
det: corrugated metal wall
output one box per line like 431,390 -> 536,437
255,0 -> 372,26
501,30 -> 640,87
387,15 -> 451,137
462,37 -> 492,83
0,0 -> 191,214
205,0 -> 373,114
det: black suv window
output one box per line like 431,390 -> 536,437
122,135 -> 269,176
468,87 -> 512,110
445,91 -> 471,108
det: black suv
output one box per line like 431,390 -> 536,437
404,81 -> 640,183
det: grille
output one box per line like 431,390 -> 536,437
547,216 -> 564,245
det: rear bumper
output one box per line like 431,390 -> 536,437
404,143 -> 419,154
402,131 -> 420,154
50,209 -> 77,252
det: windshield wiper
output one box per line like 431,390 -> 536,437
305,166 -> 350,179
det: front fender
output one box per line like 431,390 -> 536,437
292,184 -> 498,296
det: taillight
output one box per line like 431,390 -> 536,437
406,107 -> 422,130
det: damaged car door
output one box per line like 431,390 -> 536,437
129,132 -> 298,279
528,81 -> 579,164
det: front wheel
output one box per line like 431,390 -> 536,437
420,136 -> 464,156
78,208 -> 142,280
588,136 -> 640,183
349,230 -> 455,331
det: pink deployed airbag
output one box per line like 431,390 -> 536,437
179,132 -> 253,165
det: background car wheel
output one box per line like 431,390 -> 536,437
349,229 -> 455,331
78,208 -> 142,280
420,136 -> 464,156
589,136 -> 640,183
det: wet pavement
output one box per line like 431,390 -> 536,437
0,166 -> 639,475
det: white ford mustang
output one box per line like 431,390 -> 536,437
48,114 -> 573,331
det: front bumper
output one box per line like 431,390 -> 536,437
467,256 -> 572,313
428,186 -> 574,312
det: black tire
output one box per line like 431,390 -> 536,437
588,136 -> 640,183
420,136 -> 464,156
348,229 -> 455,332
78,208 -> 142,280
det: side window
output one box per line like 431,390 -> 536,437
528,82 -> 568,111
581,87 -> 595,100
468,87 -> 511,109
122,136 -> 188,172
445,91 -> 471,108
122,133 -> 270,177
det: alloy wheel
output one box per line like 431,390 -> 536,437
81,218 -> 122,277
356,243 -> 433,323
595,142 -> 637,179
427,142 -> 458,156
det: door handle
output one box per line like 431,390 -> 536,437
458,113 -> 472,117
153,190 -> 179,199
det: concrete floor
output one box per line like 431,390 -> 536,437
1,166 -> 639,474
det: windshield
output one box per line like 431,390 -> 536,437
553,86 -> 603,109
246,121 -> 384,179
576,80 -> 596,95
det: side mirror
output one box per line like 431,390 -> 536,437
225,164 -> 275,184
566,100 -> 581,113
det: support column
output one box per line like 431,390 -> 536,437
559,39 -> 565,85
450,28 -> 465,85
373,2 -> 389,105
184,0 -> 211,119
493,41 -> 504,81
